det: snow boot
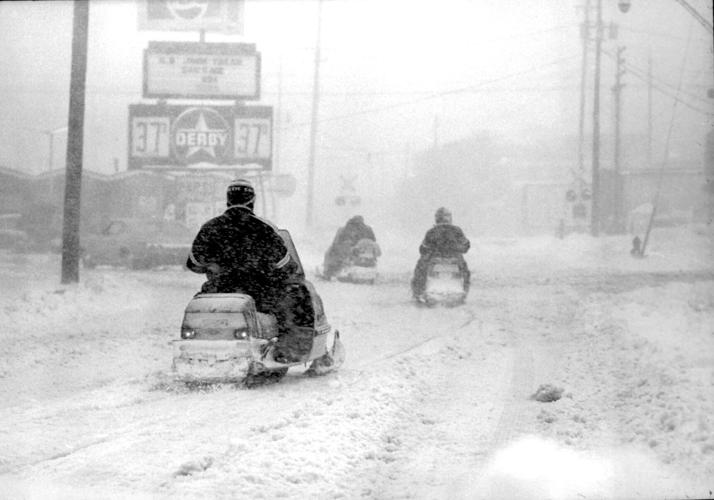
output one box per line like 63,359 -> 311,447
305,330 -> 345,377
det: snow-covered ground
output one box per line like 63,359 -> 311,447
0,224 -> 713,499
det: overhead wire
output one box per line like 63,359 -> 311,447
600,48 -> 712,115
607,51 -> 712,105
276,53 -> 582,132
640,17 -> 695,256
618,26 -> 695,42
624,67 -> 712,114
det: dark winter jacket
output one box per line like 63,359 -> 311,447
418,223 -> 470,258
186,206 -> 298,299
325,216 -> 376,263
334,216 -> 376,250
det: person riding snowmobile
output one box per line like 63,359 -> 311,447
322,215 -> 378,279
186,178 -> 315,363
411,207 -> 470,301
350,237 -> 381,267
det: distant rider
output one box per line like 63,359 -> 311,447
411,207 -> 470,301
351,237 -> 381,267
323,215 -> 378,279
186,178 -> 315,363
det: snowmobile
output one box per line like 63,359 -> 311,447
172,230 -> 345,385
335,238 -> 380,284
422,257 -> 468,307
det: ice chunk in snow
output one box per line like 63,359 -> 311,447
530,384 -> 564,402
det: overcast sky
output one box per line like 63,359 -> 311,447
0,0 -> 711,228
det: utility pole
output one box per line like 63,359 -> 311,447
647,52 -> 653,168
577,0 -> 591,178
305,0 -> 323,228
590,0 -> 603,237
61,0 -> 89,284
275,55 -> 283,174
612,46 -> 626,233
271,55 -> 283,221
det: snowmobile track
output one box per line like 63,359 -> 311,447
481,269 -> 714,291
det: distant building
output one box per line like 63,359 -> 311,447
398,131 -> 710,236
0,167 -> 277,235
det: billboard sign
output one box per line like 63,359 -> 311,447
138,0 -> 244,34
144,42 -> 260,100
129,104 -> 272,170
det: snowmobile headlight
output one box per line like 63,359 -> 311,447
234,328 -> 248,339
181,328 -> 196,339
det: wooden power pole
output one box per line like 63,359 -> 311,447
577,0 -> 591,177
305,0 -> 323,228
61,0 -> 89,284
613,46 -> 626,232
590,0 -> 603,236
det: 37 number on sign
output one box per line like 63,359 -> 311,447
234,118 -> 270,159
132,118 -> 170,156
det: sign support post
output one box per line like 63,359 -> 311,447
61,0 -> 89,284
306,0 -> 323,228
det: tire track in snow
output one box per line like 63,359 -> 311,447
2,286 -> 470,483
347,268 -> 714,291
348,304 -> 515,498
465,287 -> 579,491
335,311 -> 485,392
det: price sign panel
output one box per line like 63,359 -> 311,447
234,111 -> 272,160
128,104 -> 272,170
144,42 -> 260,100
130,117 -> 170,157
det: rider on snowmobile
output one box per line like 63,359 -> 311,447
411,207 -> 470,301
322,215 -> 379,279
186,178 -> 315,363
350,237 -> 381,267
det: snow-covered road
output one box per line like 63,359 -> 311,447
1,227 -> 713,499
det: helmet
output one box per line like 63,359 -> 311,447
227,178 -> 255,208
435,207 -> 452,224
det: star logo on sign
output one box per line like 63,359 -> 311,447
175,112 -> 227,158
166,0 -> 209,20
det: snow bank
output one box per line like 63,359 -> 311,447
294,223 -> 713,284
474,223 -> 713,277
522,279 -> 714,491
470,435 -> 711,500
0,222 -> 712,499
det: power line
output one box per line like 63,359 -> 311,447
639,16 -> 695,257
627,68 -> 711,115
624,63 -> 711,105
603,49 -> 712,104
270,85 -> 588,96
618,26 -> 699,42
601,49 -> 712,115
276,53 -> 582,132
601,48 -> 711,108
